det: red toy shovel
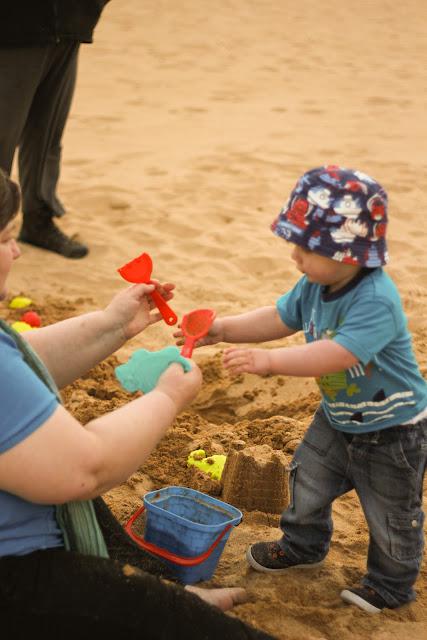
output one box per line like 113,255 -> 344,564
180,308 -> 215,357
118,252 -> 178,326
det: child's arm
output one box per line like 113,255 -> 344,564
223,339 -> 359,377
220,307 -> 296,342
23,282 -> 173,389
174,306 -> 296,348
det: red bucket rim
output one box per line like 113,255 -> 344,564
124,505 -> 233,566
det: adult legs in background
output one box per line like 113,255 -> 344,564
0,44 -> 88,258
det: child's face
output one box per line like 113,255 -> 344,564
0,221 -> 20,300
290,244 -> 361,292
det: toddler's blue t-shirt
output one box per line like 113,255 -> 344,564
277,268 -> 427,432
0,331 -> 63,556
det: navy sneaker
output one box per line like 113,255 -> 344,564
341,586 -> 390,614
246,541 -> 324,574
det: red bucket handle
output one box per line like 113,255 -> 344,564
124,505 -> 232,566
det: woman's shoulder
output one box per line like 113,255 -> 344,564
0,330 -> 31,388
0,328 -> 58,454
0,329 -> 22,357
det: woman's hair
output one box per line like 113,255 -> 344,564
0,169 -> 20,231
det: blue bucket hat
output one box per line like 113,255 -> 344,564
271,165 -> 388,267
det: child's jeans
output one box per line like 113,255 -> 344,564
279,407 -> 427,607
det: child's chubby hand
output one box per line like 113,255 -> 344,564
155,360 -> 202,412
173,317 -> 224,350
223,347 -> 271,376
104,280 -> 175,340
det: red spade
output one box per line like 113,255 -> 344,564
180,308 -> 215,357
118,252 -> 178,326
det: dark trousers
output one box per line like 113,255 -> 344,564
0,43 -> 79,219
0,498 -> 274,640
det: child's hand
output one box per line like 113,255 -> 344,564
105,281 -> 175,340
223,347 -> 271,376
156,361 -> 202,412
173,318 -> 225,350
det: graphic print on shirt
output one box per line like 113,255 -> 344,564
305,317 -> 416,426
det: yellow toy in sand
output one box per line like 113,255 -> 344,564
9,296 -> 32,309
187,449 -> 227,481
11,321 -> 32,333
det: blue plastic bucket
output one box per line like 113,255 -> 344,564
125,486 -> 242,584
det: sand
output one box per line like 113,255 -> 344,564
4,1 -> 427,638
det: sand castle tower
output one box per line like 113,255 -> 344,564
221,443 -> 289,514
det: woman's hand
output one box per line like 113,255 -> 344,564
223,347 -> 271,376
155,360 -> 202,413
173,317 -> 225,350
104,281 -> 175,340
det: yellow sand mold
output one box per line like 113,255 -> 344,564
187,449 -> 227,481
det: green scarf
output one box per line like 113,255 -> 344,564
0,319 -> 109,558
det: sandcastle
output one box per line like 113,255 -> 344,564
221,443 -> 290,514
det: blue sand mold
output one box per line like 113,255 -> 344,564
115,346 -> 192,394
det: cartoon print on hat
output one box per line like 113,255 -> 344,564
271,165 -> 388,267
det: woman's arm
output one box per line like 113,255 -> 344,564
24,282 -> 173,388
0,362 -> 201,504
24,310 -> 127,389
223,339 -> 359,377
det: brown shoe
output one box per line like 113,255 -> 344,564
19,217 -> 88,259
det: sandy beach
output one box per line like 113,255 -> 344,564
3,1 -> 427,638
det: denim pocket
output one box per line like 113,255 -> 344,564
287,461 -> 298,510
364,439 -> 419,501
387,511 -> 425,561
302,410 -> 335,457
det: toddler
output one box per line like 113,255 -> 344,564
180,165 -> 427,614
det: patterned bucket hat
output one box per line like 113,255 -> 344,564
271,165 -> 388,267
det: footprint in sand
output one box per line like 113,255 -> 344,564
183,106 -> 208,113
145,167 -> 168,177
109,197 -> 131,211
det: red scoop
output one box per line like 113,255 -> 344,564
180,308 -> 215,357
118,252 -> 178,326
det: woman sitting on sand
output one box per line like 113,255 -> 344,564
0,170 -> 274,639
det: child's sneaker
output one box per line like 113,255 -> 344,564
246,541 -> 324,573
341,586 -> 389,614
